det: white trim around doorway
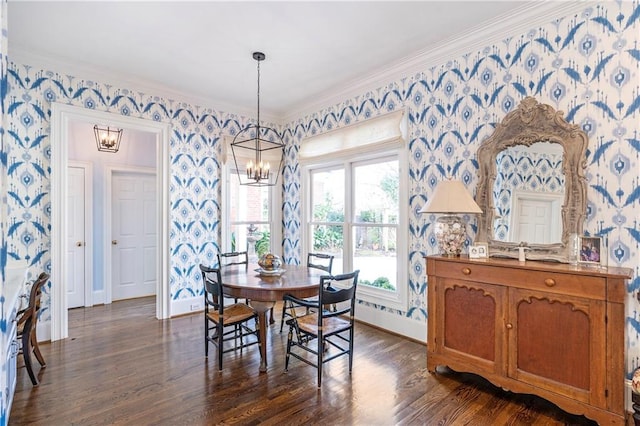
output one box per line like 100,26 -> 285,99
50,103 -> 171,341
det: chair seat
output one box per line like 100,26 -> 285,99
206,303 -> 256,325
294,313 -> 351,336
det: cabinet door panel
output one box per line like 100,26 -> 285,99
508,288 -> 606,404
438,279 -> 506,375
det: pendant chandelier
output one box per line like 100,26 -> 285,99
230,52 -> 285,187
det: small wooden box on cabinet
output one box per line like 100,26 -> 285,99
426,255 -> 632,425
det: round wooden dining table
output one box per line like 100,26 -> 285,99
220,263 -> 326,372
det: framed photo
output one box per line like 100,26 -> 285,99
579,236 -> 602,265
469,243 -> 488,259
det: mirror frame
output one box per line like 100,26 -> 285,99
475,97 -> 588,262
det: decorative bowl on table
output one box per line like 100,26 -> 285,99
258,253 -> 282,271
257,253 -> 285,276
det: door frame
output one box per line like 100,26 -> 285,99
67,160 -> 94,308
105,166 -> 156,304
51,103 -> 171,341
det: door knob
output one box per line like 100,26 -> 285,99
112,240 -> 118,245
76,241 -> 83,247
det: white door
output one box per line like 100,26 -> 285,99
510,192 -> 562,244
112,172 -> 157,300
67,166 -> 86,308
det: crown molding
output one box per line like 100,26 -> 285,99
283,1 -> 592,124
8,45 -> 282,124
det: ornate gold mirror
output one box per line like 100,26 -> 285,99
474,97 -> 588,262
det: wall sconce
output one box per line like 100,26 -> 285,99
94,125 -> 122,153
419,178 -> 483,257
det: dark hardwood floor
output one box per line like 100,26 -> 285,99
11,297 -> 603,425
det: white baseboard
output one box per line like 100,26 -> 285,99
355,303 -> 426,343
36,319 -> 51,342
171,296 -> 203,316
91,290 -> 105,306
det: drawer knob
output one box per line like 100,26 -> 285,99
506,323 -> 513,330
461,267 -> 471,275
544,278 -> 556,287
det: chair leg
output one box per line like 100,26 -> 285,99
317,334 -> 323,387
268,307 -> 275,325
205,318 -> 209,357
348,328 -> 354,374
284,327 -> 293,371
31,330 -> 46,367
217,323 -> 223,371
21,327 -> 38,386
279,301 -> 288,332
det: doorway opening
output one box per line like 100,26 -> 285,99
50,103 -> 171,341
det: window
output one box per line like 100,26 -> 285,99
225,172 -> 271,257
221,138 -> 282,262
301,111 -> 407,310
353,158 -> 399,292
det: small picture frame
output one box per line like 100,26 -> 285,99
469,243 -> 488,259
578,236 -> 602,265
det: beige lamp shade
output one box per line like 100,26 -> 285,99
419,179 -> 482,214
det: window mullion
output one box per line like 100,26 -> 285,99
344,160 -> 354,274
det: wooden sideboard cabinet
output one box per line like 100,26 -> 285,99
426,255 -> 633,425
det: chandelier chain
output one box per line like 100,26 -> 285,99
256,58 -> 261,129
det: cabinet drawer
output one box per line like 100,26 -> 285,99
433,260 -> 606,300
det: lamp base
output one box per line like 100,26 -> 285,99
434,215 -> 467,257
632,369 -> 640,425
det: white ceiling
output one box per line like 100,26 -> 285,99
7,1 -> 585,121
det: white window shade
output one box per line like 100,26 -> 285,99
299,110 -> 406,160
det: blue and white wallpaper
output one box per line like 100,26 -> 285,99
2,1 -> 639,380
1,0 -> 10,424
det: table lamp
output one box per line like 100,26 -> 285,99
419,179 -> 483,257
632,367 -> 640,425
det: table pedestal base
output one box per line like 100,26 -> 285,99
250,300 -> 276,372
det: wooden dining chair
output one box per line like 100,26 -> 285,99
17,272 -> 50,386
306,253 -> 334,274
217,250 -> 249,304
279,253 -> 335,332
199,264 -> 260,370
217,251 -> 249,270
284,270 -> 359,387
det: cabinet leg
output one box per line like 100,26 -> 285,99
427,357 -> 437,373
